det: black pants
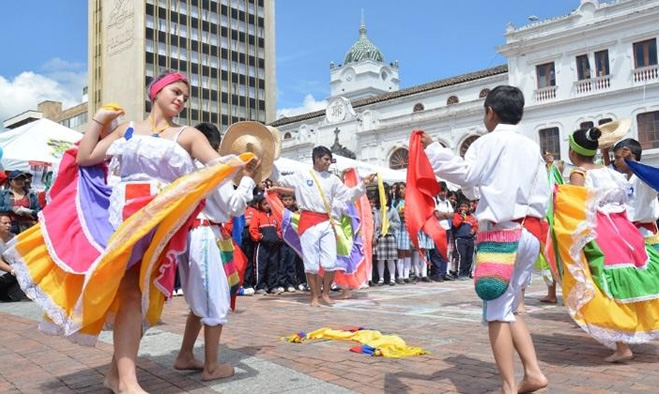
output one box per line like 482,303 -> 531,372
455,238 -> 475,277
428,247 -> 448,278
241,228 -> 256,288
0,274 -> 25,302
255,241 -> 280,291
279,243 -> 298,288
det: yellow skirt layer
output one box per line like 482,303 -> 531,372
8,154 -> 253,345
554,184 -> 659,348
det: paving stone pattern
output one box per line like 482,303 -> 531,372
1,280 -> 656,393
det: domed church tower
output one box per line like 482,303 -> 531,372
329,12 -> 400,100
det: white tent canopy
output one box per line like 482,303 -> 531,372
0,118 -> 82,171
274,155 -> 406,184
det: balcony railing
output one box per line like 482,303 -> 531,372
633,64 -> 659,83
535,86 -> 557,102
575,75 -> 611,94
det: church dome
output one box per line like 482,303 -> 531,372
343,23 -> 384,64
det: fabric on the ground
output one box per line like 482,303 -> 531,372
283,327 -> 429,358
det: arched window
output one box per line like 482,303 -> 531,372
579,121 -> 594,130
284,132 -> 292,139
460,136 -> 480,157
413,103 -> 425,112
479,88 -> 490,98
389,148 -> 409,170
447,95 -> 459,105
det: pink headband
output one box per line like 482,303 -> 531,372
149,72 -> 188,102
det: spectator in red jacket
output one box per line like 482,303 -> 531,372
452,200 -> 479,280
248,194 -> 283,295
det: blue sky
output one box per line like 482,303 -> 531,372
0,1 -> 586,123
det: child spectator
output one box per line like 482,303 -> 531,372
452,200 -> 478,280
249,193 -> 283,295
393,183 -> 413,283
241,201 -> 258,293
373,189 -> 401,285
279,193 -> 301,292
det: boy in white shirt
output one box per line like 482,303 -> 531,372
420,85 -> 548,394
271,146 -> 374,307
602,138 -> 659,235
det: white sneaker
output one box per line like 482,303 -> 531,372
174,289 -> 184,296
277,286 -> 285,294
286,286 -> 296,293
243,287 -> 255,296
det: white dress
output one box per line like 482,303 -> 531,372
107,130 -> 196,230
105,128 -> 197,272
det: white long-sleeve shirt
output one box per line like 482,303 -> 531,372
273,169 -> 366,214
627,174 -> 659,224
424,123 -> 549,224
197,161 -> 255,223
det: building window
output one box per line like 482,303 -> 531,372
479,88 -> 490,98
576,54 -> 591,80
598,118 -> 613,126
447,95 -> 459,105
634,38 -> 658,68
460,136 -> 480,158
389,148 -> 409,170
580,121 -> 594,130
536,62 -> 556,89
638,111 -> 659,149
284,132 -> 292,140
413,103 -> 424,112
595,50 -> 610,76
539,127 -> 561,160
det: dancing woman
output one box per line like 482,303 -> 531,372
554,127 -> 659,362
4,71 -> 256,393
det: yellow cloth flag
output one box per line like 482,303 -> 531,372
377,173 -> 389,237
283,327 -> 429,358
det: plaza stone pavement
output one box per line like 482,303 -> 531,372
1,280 -> 658,393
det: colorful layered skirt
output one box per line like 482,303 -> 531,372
553,184 -> 659,348
3,148 -> 252,345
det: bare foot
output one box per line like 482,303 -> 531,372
110,381 -> 149,394
174,355 -> 204,371
517,373 -> 548,393
321,294 -> 335,305
539,296 -> 557,304
341,289 -> 351,299
201,363 -> 235,381
103,364 -> 119,393
310,297 -> 321,307
605,349 -> 633,363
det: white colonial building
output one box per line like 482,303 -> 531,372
272,0 -> 659,169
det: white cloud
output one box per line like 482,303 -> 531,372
40,57 -> 86,73
0,57 -> 87,126
276,94 -> 328,119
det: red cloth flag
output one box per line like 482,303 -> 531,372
405,130 -> 447,260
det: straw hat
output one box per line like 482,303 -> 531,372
219,121 -> 275,183
598,118 -> 632,149
267,125 -> 282,159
